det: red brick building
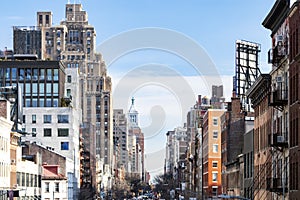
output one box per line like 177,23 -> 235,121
288,2 -> 300,198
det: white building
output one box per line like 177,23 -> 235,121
22,68 -> 82,199
42,164 -> 68,200
165,126 -> 188,175
16,153 -> 42,198
0,100 -> 13,199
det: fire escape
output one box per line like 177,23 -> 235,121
251,35 -> 289,199
267,34 -> 289,195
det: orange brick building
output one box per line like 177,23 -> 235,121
202,109 -> 225,198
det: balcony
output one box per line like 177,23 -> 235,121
268,133 -> 288,148
268,44 -> 286,65
269,89 -> 288,109
266,177 -> 288,193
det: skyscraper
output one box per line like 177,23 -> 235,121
127,98 -> 145,180
113,109 -> 129,171
13,3 -> 113,197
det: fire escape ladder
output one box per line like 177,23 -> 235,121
265,153 -> 289,196
250,151 -> 273,198
252,150 -> 285,199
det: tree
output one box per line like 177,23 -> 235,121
153,173 -> 177,199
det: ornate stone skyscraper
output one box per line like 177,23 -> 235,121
42,4 -> 113,195
14,3 -> 113,197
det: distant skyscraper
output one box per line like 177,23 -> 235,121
40,4 -> 113,195
113,109 -> 129,171
212,85 -> 223,99
211,85 -> 225,109
128,97 -> 139,128
13,26 -> 42,58
127,98 -> 145,180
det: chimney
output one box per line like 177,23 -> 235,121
198,95 -> 202,106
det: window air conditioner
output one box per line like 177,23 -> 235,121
276,76 -> 283,83
277,135 -> 284,143
277,35 -> 283,45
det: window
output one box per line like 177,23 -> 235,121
58,128 -> 69,137
5,68 -> 10,79
58,115 -> 69,123
67,75 -> 72,83
45,15 -> 49,24
213,117 -> 218,126
213,130 -> 218,139
19,69 -> 25,80
32,128 -> 36,137
53,99 -> 58,107
212,172 -> 218,182
67,89 -> 71,98
53,83 -> 58,95
33,69 -> 38,80
40,69 -> 45,80
39,99 -> 45,107
26,69 -> 31,80
46,83 -> 52,96
61,142 -> 69,150
46,99 -> 52,107
87,31 -> 91,37
55,182 -> 59,192
43,115 -> 52,123
23,115 -> 26,123
11,68 -> 17,81
212,161 -> 218,168
39,83 -> 45,95
39,15 -> 43,25
32,84 -> 38,96
32,98 -> 38,107
26,99 -> 31,107
25,83 -> 31,96
45,182 -> 49,192
47,69 -> 52,81
212,187 -> 218,196
21,173 -> 25,186
213,144 -> 218,153
44,128 -> 52,137
53,69 -> 59,81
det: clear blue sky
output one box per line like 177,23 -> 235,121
1,0 -> 274,74
0,0 -> 275,178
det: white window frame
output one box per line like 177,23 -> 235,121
213,144 -> 218,153
212,171 -> 218,182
